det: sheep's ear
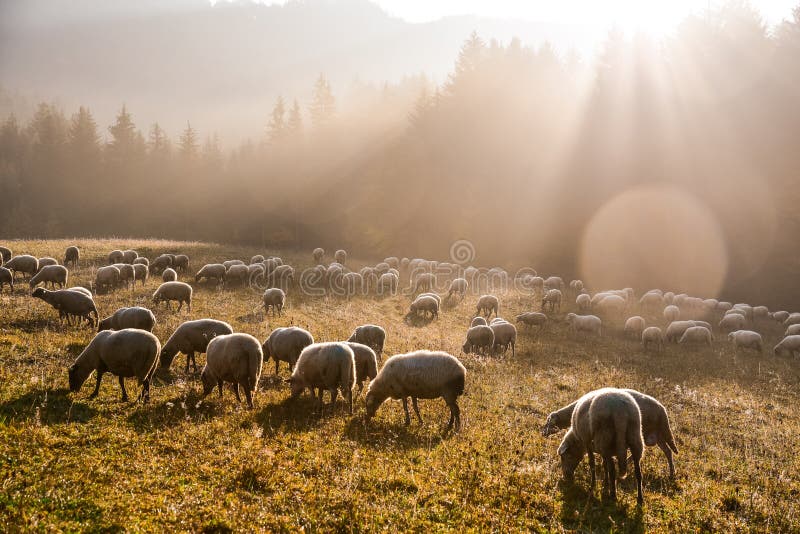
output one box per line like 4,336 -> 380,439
557,441 -> 569,456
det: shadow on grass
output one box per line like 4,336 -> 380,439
126,390 -> 224,432
0,387 -> 96,425
558,478 -> 645,533
341,414 -> 450,451
403,313 -> 437,328
255,395 -> 333,436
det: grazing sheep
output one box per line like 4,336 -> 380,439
347,324 -> 386,359
107,250 -> 124,264
719,313 -> 747,334
773,335 -> 800,358
225,264 -> 249,287
624,316 -> 646,339
262,326 -> 314,375
29,264 -> 68,289
728,330 -> 763,353
542,289 -> 562,313
160,319 -> 234,373
345,342 -> 378,394
133,256 -> 149,266
152,281 -> 192,312
557,388 -> 644,504
200,333 -> 264,409
69,329 -> 160,402
412,272 -> 436,295
679,325 -> 712,347
0,266 -> 13,292
119,250 -> 137,264
37,257 -> 58,269
263,288 -> 286,316
409,295 -> 439,319
490,321 -> 517,356
313,248 -> 325,263
222,260 -> 244,270
195,263 -> 226,285
0,246 -> 11,263
111,263 -> 136,289
784,313 -> 800,326
288,342 -> 355,413
576,293 -> 591,311
753,306 -> 769,321
772,311 -> 790,323
639,291 -> 664,310
544,388 -> 675,478
377,272 -> 398,295
490,317 -> 507,325
97,306 -> 156,333
544,276 -> 564,291
150,254 -> 172,274
476,294 -> 499,318
132,264 -> 148,286
785,324 -> 800,337
67,286 -> 93,298
446,277 -> 468,300
161,267 -> 177,282
365,350 -> 466,431
64,246 -> 80,267
250,254 -> 265,264
94,265 -> 120,294
266,264 -> 295,291
470,316 -> 487,327
462,325 -> 494,355
663,305 -> 680,323
333,249 -> 347,266
516,312 -> 547,329
173,254 -> 189,272
566,313 -> 602,337
341,271 -> 363,297
665,320 -> 697,343
32,287 -> 98,327
641,327 -> 664,351
594,294 -> 626,317
6,255 -> 38,280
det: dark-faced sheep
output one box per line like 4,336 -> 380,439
97,306 -> 156,333
160,319 -> 234,373
6,255 -> 38,280
347,324 -> 386,360
32,287 -> 98,327
29,264 -> 68,289
152,281 -> 192,312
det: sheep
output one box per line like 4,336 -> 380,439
6,255 -> 38,279
267,264 -> 295,292
0,246 -> 11,263
462,325 -> 494,355
639,291 -> 664,310
161,268 -> 177,282
446,278 -> 468,300
409,295 -> 439,319
490,321 -> 517,356
377,272 -> 398,296
200,333 -> 264,409
132,264 -> 148,286
663,305 -> 680,323
515,312 -> 547,330
594,294 -> 626,317
624,316 -> 646,339
557,388 -> 644,504
785,324 -> 800,337
470,316 -> 487,327
225,264 -> 249,287
173,254 -> 189,272
259,327 -> 314,377
784,313 -> 800,326
345,342 -> 378,395
0,266 -> 13,292
641,327 -> 664,351
772,311 -> 790,323
665,320 -> 697,343
719,313 -> 747,334
566,313 -> 602,337
263,288 -> 286,316
544,388 -> 676,478
67,286 -> 93,298
544,276 -> 564,291
133,256 -> 149,266
288,342 -> 355,413
195,263 -> 226,285
342,272 -> 363,297
753,306 -> 769,321
96,306 -> 156,333
107,250 -> 124,264
111,263 -> 136,289
365,350 -> 466,431
728,330 -> 763,353
31,287 -> 98,327
64,246 -> 80,267
222,260 -> 244,270
476,294 -> 499,318
250,254 -> 265,264
150,254 -> 172,274
334,249 -> 347,265
69,329 -> 161,402
679,325 -> 712,347
152,281 -> 192,312
542,289 -> 562,313
412,272 -> 436,295
29,264 -> 68,289
312,247 -> 324,263
490,317 -> 507,325
570,279 -> 584,292
347,324 -> 386,359
576,293 -> 591,311
36,257 -> 58,270
160,319 -> 234,373
773,335 -> 800,358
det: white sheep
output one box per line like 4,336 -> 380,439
345,342 -> 378,395
785,324 -> 800,337
728,330 -> 763,353
133,264 -> 148,286
641,327 -> 664,351
225,264 -> 249,287
678,326 -> 712,347
566,313 -> 602,337
97,306 -> 156,332
515,312 -> 547,330
347,324 -> 386,359
201,333 -> 264,409
262,326 -> 314,374
446,277 -> 468,300
162,267 -> 178,282
663,305 -> 680,323
6,254 -> 38,279
719,313 -> 747,333
160,319 -> 234,373
542,289 -> 562,313
29,264 -> 68,289
121,250 -> 138,264
32,287 -> 98,327
476,294 -> 499,318
288,342 -> 355,413
313,248 -> 325,263
576,293 -> 591,312
490,321 -> 517,356
784,313 -> 800,326
772,311 -> 790,323
152,281 -> 192,312
624,316 -> 646,339
263,288 -> 286,316
107,250 -> 124,265
195,264 -> 226,285
377,272 -> 398,295
774,335 -> 800,358
64,246 -> 80,267
462,325 -> 494,355
0,266 -> 13,293
409,295 -> 439,320
334,249 -> 347,266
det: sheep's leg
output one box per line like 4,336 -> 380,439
217,380 -> 224,397
411,397 -> 423,424
511,340 -> 515,358
177,300 -> 183,312
633,454 -> 644,505
606,455 -> 617,500
244,385 -> 254,409
587,448 -> 596,489
317,388 -> 325,413
89,368 -> 105,399
402,397 -> 411,425
231,382 -> 241,403
346,388 -> 353,414
658,441 -> 675,478
275,359 -> 280,376
329,387 -> 339,408
118,376 -> 129,402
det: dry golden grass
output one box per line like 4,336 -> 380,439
1,238 -> 799,532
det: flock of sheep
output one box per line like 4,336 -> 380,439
2,243 -> 799,505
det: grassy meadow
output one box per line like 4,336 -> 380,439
0,238 -> 799,532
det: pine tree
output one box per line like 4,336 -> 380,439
286,99 -> 303,139
179,121 -> 199,160
148,123 -> 171,158
267,96 -> 286,143
68,106 -> 100,158
309,74 -> 336,128
446,31 -> 486,94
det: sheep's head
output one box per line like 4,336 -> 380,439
557,431 -> 583,481
67,365 -> 81,392
200,369 -> 216,396
461,341 -> 472,354
364,391 -> 381,422
541,413 -> 561,437
31,287 -> 46,300
286,376 -> 305,398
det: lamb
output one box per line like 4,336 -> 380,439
32,287 -> 98,327
515,312 -> 547,329
288,342 -> 355,413
345,342 -> 378,394
544,388 -> 675,478
132,264 -> 148,286
576,293 -> 591,311
152,281 -> 192,311
719,313 -> 747,334
476,294 -> 499,318
0,246 -> 11,263
95,265 -> 120,293
623,316 -> 646,339
462,325 -> 494,355
97,306 -> 156,333
446,278 -> 468,300
29,264 -> 68,289
107,250 -> 124,264
566,313 -> 602,337
262,326 -> 314,374
542,288 -> 562,313
0,266 -> 13,292
263,287 -> 286,316
160,318 -> 234,373
773,335 -> 800,358
6,255 -> 38,279
728,330 -> 763,353
490,321 -> 517,356
470,316 -> 487,327
225,264 -> 249,287
195,263 -> 226,285
409,295 -> 439,319
334,249 -> 347,265
173,254 -> 189,272
161,267 -> 178,282
663,305 -> 680,323
785,324 -> 800,337
313,247 -> 325,263
679,325 -> 712,347
641,326 -> 664,351
150,254 -> 172,274
200,333 -> 264,409
365,350 -> 466,431
64,246 -> 80,267
347,324 -> 386,359
68,329 -> 160,402
556,388 -> 644,504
